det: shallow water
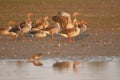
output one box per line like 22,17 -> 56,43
0,57 -> 120,80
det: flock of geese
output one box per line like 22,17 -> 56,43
0,12 -> 87,42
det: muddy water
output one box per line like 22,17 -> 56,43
0,58 -> 120,80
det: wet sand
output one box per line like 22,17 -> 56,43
0,0 -> 120,59
0,29 -> 120,59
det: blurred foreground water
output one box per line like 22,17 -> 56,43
0,56 -> 120,80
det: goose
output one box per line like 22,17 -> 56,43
72,12 -> 87,32
58,12 -> 72,23
52,15 -> 68,30
53,12 -> 77,30
16,13 -> 34,30
0,20 -> 15,35
20,19 -> 33,39
32,19 -> 43,30
62,12 -> 80,30
18,13 -> 34,29
9,22 -> 22,39
29,30 -> 47,38
20,13 -> 34,39
0,27 -> 12,35
32,16 -> 49,30
43,16 -> 49,29
8,13 -> 34,39
59,22 -> 80,42
42,22 -> 61,38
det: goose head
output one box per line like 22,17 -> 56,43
58,12 -> 71,17
52,16 -> 61,22
27,13 -> 35,22
72,12 -> 80,17
8,20 -> 16,26
27,13 -> 35,18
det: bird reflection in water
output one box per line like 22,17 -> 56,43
29,53 -> 43,66
16,61 -> 26,68
32,60 -> 43,66
53,61 -> 80,73
53,62 -> 71,71
73,61 -> 80,74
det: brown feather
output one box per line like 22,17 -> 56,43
32,22 -> 44,28
0,28 -> 6,31
42,26 -> 54,31
60,28 -> 76,34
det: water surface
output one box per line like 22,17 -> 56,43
0,57 -> 120,80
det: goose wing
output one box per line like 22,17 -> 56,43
60,28 -> 76,34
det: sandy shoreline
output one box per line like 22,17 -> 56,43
0,28 -> 120,59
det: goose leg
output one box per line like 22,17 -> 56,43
48,32 -> 54,42
51,33 -> 54,38
20,33 -> 27,42
69,37 -> 75,43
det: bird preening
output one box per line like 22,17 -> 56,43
0,12 -> 87,42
